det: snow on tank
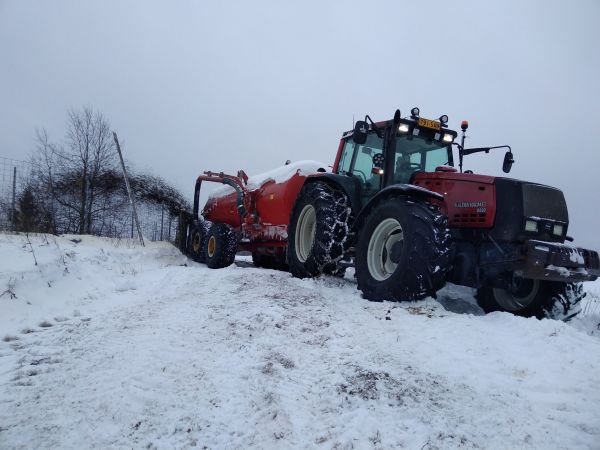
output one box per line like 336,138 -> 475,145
208,160 -> 328,199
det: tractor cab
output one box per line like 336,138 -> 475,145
335,108 -> 457,206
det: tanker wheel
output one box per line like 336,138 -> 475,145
355,197 -> 451,302
476,278 -> 584,320
204,223 -> 237,269
188,225 -> 206,263
288,182 -> 352,278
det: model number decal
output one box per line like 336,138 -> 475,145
455,201 -> 487,208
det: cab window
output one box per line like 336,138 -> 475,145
423,147 -> 448,171
336,133 -> 384,203
393,136 -> 451,183
394,151 -> 422,184
337,140 -> 354,175
351,133 -> 384,202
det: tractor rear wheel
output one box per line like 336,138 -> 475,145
355,197 -> 451,301
204,223 -> 237,269
188,225 -> 206,263
476,278 -> 584,320
288,182 -> 352,278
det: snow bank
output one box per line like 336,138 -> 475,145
1,233 -> 599,449
0,233 -> 186,336
209,160 -> 328,199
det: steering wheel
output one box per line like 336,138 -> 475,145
396,162 -> 422,174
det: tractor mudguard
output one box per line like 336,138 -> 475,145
353,184 -> 444,231
304,173 -> 363,214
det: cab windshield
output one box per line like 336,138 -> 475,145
392,136 -> 452,184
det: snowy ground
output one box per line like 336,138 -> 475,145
1,234 -> 599,449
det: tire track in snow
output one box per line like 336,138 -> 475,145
207,270 -> 478,448
1,259 -> 599,449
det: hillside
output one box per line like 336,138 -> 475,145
1,233 -> 599,449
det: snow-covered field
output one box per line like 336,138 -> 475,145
1,233 -> 599,449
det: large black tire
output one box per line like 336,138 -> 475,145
355,197 -> 451,301
288,182 -> 352,278
204,223 -> 237,269
187,225 -> 206,263
476,279 -> 584,320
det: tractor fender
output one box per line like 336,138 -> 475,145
352,184 -> 444,231
303,173 -> 362,214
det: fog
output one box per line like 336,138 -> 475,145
1,0 -> 598,249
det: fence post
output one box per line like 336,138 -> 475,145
113,132 -> 144,247
168,215 -> 172,241
160,206 -> 164,241
11,166 -> 16,231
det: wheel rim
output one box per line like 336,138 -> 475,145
295,204 -> 316,263
492,277 -> 539,311
207,236 -> 216,257
192,232 -> 201,253
367,218 -> 404,281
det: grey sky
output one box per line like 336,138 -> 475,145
1,0 -> 599,249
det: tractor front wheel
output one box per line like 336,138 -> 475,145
355,197 -> 451,301
288,182 -> 352,278
204,223 -> 237,269
476,278 -> 584,320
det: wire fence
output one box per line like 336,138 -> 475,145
0,157 -> 31,231
136,202 -> 178,242
0,155 -> 181,242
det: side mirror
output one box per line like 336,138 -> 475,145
353,120 -> 368,145
502,151 -> 514,173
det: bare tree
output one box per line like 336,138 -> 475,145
25,106 -> 190,239
34,107 -> 125,234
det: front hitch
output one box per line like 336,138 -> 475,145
516,240 -> 600,282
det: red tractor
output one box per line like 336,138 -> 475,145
180,108 -> 600,319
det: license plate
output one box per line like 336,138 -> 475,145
418,118 -> 441,130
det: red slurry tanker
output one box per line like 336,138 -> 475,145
179,108 -> 599,319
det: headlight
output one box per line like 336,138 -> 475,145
553,224 -> 564,236
525,220 -> 538,232
398,123 -> 409,133
442,133 -> 454,143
